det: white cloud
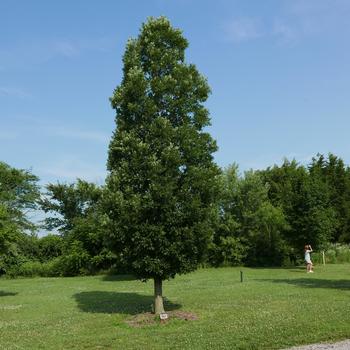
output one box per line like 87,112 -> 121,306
224,18 -> 264,43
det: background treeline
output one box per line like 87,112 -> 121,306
1,153 -> 350,277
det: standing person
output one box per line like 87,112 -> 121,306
304,245 -> 314,273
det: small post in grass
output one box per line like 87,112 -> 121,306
240,270 -> 243,283
322,250 -> 326,265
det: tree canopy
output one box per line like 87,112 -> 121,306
103,17 -> 220,314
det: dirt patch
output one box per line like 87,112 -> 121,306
126,311 -> 198,327
171,310 -> 198,321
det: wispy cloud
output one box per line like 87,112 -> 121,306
274,0 -> 350,43
272,20 -> 297,44
8,115 -> 110,144
0,36 -> 116,70
53,41 -> 80,57
39,156 -> 106,183
53,127 -> 110,143
222,1 -> 350,46
0,87 -> 31,99
286,0 -> 350,17
52,37 -> 115,58
223,17 -> 264,43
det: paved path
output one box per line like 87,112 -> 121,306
284,339 -> 350,350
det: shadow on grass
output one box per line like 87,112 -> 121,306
74,291 -> 181,314
260,278 -> 350,290
286,267 -> 308,273
101,274 -> 137,282
0,291 -> 17,297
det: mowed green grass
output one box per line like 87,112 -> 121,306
1,265 -> 350,350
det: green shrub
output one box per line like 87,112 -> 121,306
334,244 -> 350,263
17,261 -> 44,277
56,241 -> 91,276
39,234 -> 64,261
312,244 -> 350,264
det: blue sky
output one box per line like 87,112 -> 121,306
1,0 -> 350,189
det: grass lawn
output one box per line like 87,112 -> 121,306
1,265 -> 350,349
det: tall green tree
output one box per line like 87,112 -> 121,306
208,164 -> 244,267
236,170 -> 288,266
103,17 -> 220,314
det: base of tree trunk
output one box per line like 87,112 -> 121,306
154,278 -> 165,315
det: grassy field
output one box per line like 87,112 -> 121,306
1,265 -> 350,349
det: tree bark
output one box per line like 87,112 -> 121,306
154,277 -> 165,315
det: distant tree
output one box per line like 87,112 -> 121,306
309,153 -> 350,242
0,204 -> 19,256
234,169 -> 288,266
41,179 -> 102,234
41,180 -> 110,273
261,159 -> 337,254
209,166 -> 288,266
0,161 -> 40,232
0,162 -> 40,253
208,164 -> 245,266
103,17 -> 220,314
0,162 -> 40,274
260,160 -> 309,250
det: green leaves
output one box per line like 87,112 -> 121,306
0,161 -> 40,232
105,17 -> 220,280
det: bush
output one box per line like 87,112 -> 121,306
207,236 -> 246,267
312,244 -> 350,264
16,261 -> 44,277
39,234 -> 64,261
56,241 -> 91,276
0,248 -> 27,277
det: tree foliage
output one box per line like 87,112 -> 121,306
40,180 -> 113,274
0,161 -> 40,264
211,165 -> 288,267
103,17 -> 220,312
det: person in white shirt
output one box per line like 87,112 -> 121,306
304,244 -> 314,273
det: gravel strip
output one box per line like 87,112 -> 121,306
283,339 -> 350,350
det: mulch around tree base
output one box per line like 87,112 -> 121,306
126,311 -> 198,327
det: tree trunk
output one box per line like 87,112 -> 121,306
154,277 -> 165,315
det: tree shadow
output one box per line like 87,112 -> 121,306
74,291 -> 181,315
101,274 -> 137,282
259,278 -> 350,291
285,267 -> 309,273
0,291 -> 17,297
